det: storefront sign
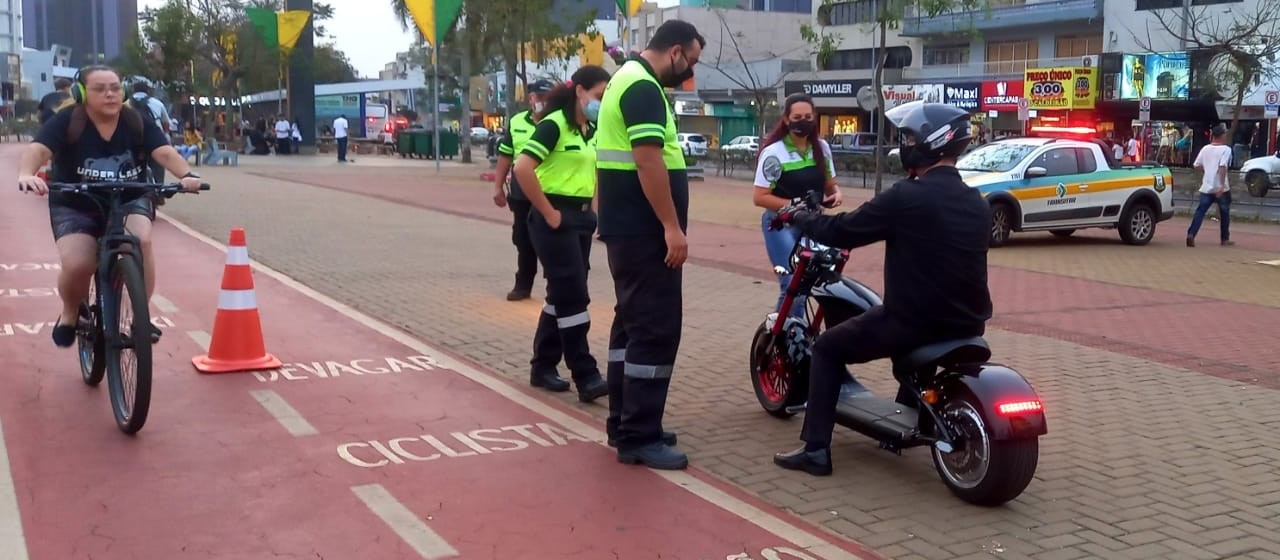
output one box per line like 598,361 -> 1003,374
1024,67 -> 1097,110
1121,52 -> 1189,100
783,79 -> 868,98
981,80 -> 1024,111
882,84 -> 942,110
943,83 -> 981,110
706,103 -> 752,118
674,100 -> 704,116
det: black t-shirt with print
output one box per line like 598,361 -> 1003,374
35,108 -> 169,208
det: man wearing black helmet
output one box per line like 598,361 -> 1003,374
494,79 -> 557,301
770,101 -> 993,476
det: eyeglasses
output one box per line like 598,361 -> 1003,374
88,84 -> 123,95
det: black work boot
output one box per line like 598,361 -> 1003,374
617,441 -> 688,470
507,287 -> 532,301
575,375 -> 609,403
608,430 -> 676,448
530,370 -> 570,392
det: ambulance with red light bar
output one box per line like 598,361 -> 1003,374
954,137 -> 1174,247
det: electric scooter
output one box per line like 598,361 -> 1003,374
749,193 -> 1047,506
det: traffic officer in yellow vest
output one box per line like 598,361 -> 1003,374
595,20 -> 704,470
493,79 -> 556,301
513,66 -> 612,402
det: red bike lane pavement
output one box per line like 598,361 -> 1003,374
0,188 -> 878,559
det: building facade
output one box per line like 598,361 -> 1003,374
787,0 -> 1277,163
0,0 -> 20,103
23,0 -> 137,67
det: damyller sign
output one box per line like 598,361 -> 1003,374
784,79 -> 869,98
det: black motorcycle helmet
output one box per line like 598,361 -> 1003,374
885,100 -> 974,175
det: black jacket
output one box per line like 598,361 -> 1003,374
791,166 -> 992,337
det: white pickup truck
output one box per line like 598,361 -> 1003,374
954,137 -> 1175,246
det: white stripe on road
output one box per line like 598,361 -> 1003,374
187,330 -> 211,351
351,484 -> 459,559
151,294 -> 179,313
249,390 -> 318,437
0,418 -> 30,560
217,289 -> 258,311
160,213 -> 864,560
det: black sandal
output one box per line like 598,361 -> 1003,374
51,316 -> 76,348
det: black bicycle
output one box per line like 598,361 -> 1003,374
35,181 -> 208,434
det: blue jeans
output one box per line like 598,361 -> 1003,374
762,210 -> 805,317
1187,191 -> 1231,241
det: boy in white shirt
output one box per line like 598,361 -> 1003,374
1187,124 -> 1234,247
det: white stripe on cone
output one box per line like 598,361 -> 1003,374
226,246 -> 250,266
218,289 -> 259,311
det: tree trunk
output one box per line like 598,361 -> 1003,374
459,22 -> 473,164
1227,62 -> 1251,148
872,16 -> 887,194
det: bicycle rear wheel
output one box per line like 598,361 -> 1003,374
77,276 -> 105,386
103,256 -> 152,434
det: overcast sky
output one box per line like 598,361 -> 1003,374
138,0 -> 683,79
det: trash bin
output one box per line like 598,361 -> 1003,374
436,129 -> 459,159
396,131 -> 415,158
412,130 -> 433,159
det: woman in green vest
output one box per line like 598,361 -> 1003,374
513,65 -> 612,402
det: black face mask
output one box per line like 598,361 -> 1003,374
789,119 -> 815,137
663,51 -> 695,88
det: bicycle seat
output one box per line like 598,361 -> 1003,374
899,337 -> 991,369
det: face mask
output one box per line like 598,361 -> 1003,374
663,51 -> 695,87
584,99 -> 602,122
789,119 -> 814,137
533,101 -> 545,113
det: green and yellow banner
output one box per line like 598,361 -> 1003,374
404,0 -> 463,46
245,7 -> 313,54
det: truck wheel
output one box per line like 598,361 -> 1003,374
1246,170 -> 1270,197
989,202 -> 1013,247
1119,202 -> 1156,245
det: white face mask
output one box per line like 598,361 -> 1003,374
534,101 -> 545,113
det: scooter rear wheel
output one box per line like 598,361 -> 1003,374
749,321 -> 809,419
931,392 -> 1039,506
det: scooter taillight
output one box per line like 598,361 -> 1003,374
997,400 -> 1044,416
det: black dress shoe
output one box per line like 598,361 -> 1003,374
576,377 -> 609,403
506,288 -> 531,301
530,371 -> 570,392
773,446 -> 833,476
608,430 -> 677,448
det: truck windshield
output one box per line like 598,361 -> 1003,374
956,143 -> 1039,172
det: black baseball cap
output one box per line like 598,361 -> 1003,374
528,79 -> 555,94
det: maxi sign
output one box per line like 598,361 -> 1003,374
1024,67 -> 1098,110
943,83 -> 981,110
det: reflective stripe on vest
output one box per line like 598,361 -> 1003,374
595,60 -> 686,172
530,109 -> 596,198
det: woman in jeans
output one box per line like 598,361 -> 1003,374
752,93 -> 842,317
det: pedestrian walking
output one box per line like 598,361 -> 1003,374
493,79 -> 555,301
594,19 -> 704,470
1187,123 -> 1234,247
512,66 -> 612,403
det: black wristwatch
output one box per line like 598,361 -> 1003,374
182,171 -> 201,179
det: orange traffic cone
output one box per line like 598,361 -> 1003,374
192,228 -> 282,374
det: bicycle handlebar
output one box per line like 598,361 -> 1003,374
22,181 -> 211,196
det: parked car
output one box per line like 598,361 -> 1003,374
470,126 -> 490,144
721,135 -> 760,156
830,132 -> 891,156
1239,153 -> 1280,197
678,133 -> 708,157
955,137 -> 1174,246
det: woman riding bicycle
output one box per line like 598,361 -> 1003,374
512,65 -> 611,402
16,65 -> 203,349
752,93 -> 842,316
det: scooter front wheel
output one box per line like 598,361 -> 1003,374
931,393 -> 1039,506
749,321 -> 809,419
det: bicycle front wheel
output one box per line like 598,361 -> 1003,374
77,276 -> 105,386
103,256 -> 152,434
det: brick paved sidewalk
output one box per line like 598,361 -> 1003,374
161,161 -> 1280,560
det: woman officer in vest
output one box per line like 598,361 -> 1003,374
513,65 -> 612,402
752,93 -> 842,318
